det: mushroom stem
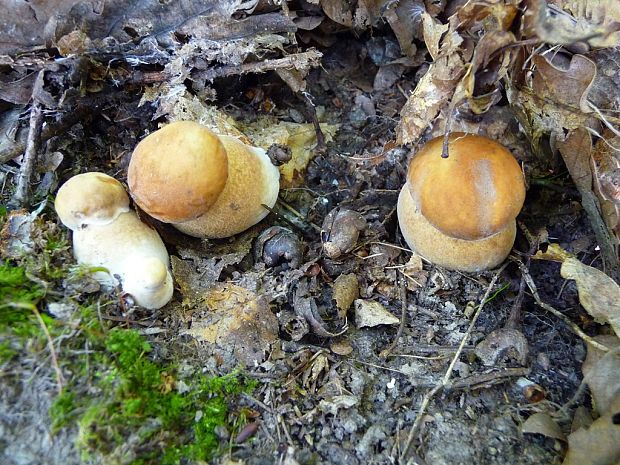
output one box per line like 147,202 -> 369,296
397,185 -> 516,272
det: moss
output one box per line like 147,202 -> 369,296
0,262 -> 45,307
52,327 -> 256,464
1,223 -> 254,464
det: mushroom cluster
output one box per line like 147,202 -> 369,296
127,121 -> 280,239
397,133 -> 525,272
55,172 -> 173,309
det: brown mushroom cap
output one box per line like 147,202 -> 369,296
407,133 -> 525,240
174,135 -> 280,238
55,172 -> 130,230
128,121 -> 228,223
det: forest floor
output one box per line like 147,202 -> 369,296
1,2 -> 619,465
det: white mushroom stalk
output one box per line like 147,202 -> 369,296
55,172 -> 173,309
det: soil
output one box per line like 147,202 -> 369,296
0,18 -> 611,465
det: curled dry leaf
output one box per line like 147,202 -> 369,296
526,0 -> 620,48
474,328 -> 529,366
592,131 -> 620,240
534,244 -> 620,337
563,338 -> 620,465
583,340 -> 620,414
332,273 -> 359,318
322,208 -> 367,259
294,282 -> 346,338
562,396 -> 620,465
318,394 -> 359,415
521,412 -> 566,442
532,54 -> 596,114
396,12 -> 465,145
183,283 -> 278,365
561,258 -> 620,338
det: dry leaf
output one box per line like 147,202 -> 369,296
242,119 -> 339,187
183,283 -> 278,365
318,395 -> 359,415
528,0 -> 620,48
583,345 -> 620,414
521,412 -> 566,441
560,258 -> 620,337
354,299 -> 399,328
591,131 -> 620,240
330,338 -> 353,356
332,273 -> 359,318
474,328 -> 529,366
396,12 -> 466,144
322,208 -> 367,259
532,54 -> 596,114
534,244 -> 620,335
556,128 -> 594,192
563,396 -> 620,465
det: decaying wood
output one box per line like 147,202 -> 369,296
8,71 -> 44,209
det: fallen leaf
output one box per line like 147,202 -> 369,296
330,338 -> 353,356
591,131 -> 620,240
521,412 -> 566,441
527,0 -> 620,48
474,328 -> 529,366
396,12 -> 466,144
534,243 -> 620,333
560,258 -> 620,338
241,118 -> 339,187
332,273 -> 359,318
183,283 -> 278,365
354,299 -> 399,328
583,346 -> 620,414
322,208 -> 367,259
562,396 -> 620,465
532,54 -> 596,114
318,395 -> 359,415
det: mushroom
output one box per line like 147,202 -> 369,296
55,172 -> 173,309
127,121 -> 280,238
397,133 -> 525,272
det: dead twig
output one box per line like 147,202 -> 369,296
8,71 -> 45,209
513,258 -> 610,353
450,367 -> 530,390
204,50 -> 322,81
381,270 -> 408,357
399,263 -> 508,463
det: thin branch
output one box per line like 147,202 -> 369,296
381,270 -> 408,357
513,259 -> 610,353
8,70 -> 45,209
204,50 -> 322,81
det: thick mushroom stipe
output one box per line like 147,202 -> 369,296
56,173 -> 173,309
397,184 -> 517,272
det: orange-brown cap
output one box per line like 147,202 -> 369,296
174,135 -> 280,238
407,133 -> 525,240
55,172 -> 130,230
128,121 -> 228,223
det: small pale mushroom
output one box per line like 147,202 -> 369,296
55,172 -> 173,309
397,133 -> 526,271
127,121 -> 280,238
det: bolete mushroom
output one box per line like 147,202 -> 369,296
127,121 -> 280,238
397,133 -> 525,272
55,172 -> 173,309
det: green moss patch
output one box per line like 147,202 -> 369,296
51,327 -> 256,464
0,254 -> 255,464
